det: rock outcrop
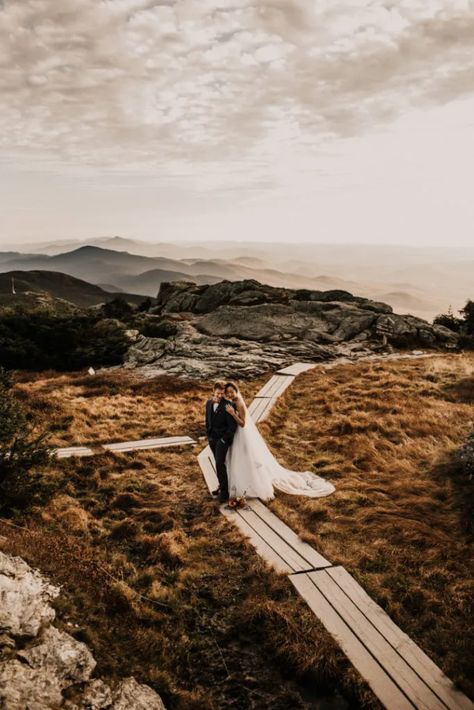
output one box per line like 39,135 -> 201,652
124,279 -> 458,379
0,551 -> 166,710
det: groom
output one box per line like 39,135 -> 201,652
205,380 -> 237,503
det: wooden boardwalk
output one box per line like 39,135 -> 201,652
56,445 -> 95,459
56,435 -> 195,458
197,362 -> 473,710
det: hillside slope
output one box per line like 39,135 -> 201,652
0,271 -> 145,307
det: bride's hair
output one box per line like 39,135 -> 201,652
224,381 -> 239,394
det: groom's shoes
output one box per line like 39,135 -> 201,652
218,491 -> 229,504
211,487 -> 220,497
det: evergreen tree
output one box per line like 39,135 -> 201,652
0,368 -> 52,512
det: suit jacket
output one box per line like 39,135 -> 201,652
206,398 -> 237,445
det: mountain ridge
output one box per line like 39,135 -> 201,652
0,270 -> 146,308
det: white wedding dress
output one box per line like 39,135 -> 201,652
226,399 -> 335,501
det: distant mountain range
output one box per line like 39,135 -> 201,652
0,244 -> 357,298
1,237 -> 472,319
0,270 -> 146,308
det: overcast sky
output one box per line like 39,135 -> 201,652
1,0 -> 473,247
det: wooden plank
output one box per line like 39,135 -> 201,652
248,397 -> 273,422
255,375 -> 284,398
221,506 -> 293,574
247,397 -> 264,416
255,398 -> 278,423
267,376 -> 295,400
236,507 -> 313,572
311,570 -> 446,710
104,435 -> 195,453
197,447 -> 218,493
55,446 -> 94,459
290,572 -> 415,710
277,363 -> 316,376
255,375 -> 295,399
328,567 -> 474,710
247,499 -> 331,569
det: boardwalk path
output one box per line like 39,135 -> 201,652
55,435 -> 196,459
197,359 -> 473,710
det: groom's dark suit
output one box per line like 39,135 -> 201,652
206,398 -> 237,500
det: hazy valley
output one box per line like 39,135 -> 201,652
2,237 -> 473,320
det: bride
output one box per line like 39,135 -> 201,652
223,381 -> 335,501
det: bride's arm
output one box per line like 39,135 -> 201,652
226,399 -> 246,427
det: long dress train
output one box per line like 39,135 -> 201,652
226,400 -> 335,501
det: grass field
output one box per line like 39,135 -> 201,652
14,370 -> 267,446
259,353 -> 474,698
0,446 -> 368,709
3,352 -> 472,707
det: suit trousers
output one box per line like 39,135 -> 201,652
209,437 -> 230,496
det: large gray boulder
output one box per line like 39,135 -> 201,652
18,626 -> 96,684
0,553 -> 167,710
0,552 -> 59,638
124,279 -> 458,379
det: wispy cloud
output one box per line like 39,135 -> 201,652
1,0 -> 473,173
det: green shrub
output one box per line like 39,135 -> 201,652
100,297 -> 134,321
434,299 -> 474,349
0,312 -> 129,371
0,368 -> 53,512
139,319 -> 178,339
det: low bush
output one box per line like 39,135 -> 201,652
0,368 -> 53,512
0,311 -> 129,370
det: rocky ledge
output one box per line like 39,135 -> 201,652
0,551 -> 166,710
124,279 -> 457,379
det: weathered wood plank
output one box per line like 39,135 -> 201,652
277,363 -> 316,376
328,567 -> 474,710
236,507 -> 313,572
55,446 -> 95,458
197,447 -> 218,493
268,376 -> 295,400
103,435 -> 195,453
247,397 -> 266,417
221,506 -> 292,574
248,397 -> 274,422
255,375 -> 295,399
290,572 -> 415,710
255,398 -> 277,422
247,499 -> 331,570
255,375 -> 284,398
311,570 -> 446,710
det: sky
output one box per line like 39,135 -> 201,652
1,0 -> 474,247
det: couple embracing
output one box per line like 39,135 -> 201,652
205,380 -> 335,505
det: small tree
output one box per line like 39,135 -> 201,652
0,369 -> 53,512
433,305 -> 461,332
434,299 -> 474,348
459,299 -> 474,335
100,297 -> 134,321
137,297 -> 153,313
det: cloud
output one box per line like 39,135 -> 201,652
0,0 -> 473,184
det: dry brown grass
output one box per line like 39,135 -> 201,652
0,446 -> 373,709
259,353 -> 474,699
7,353 -> 472,706
14,370 -> 266,447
